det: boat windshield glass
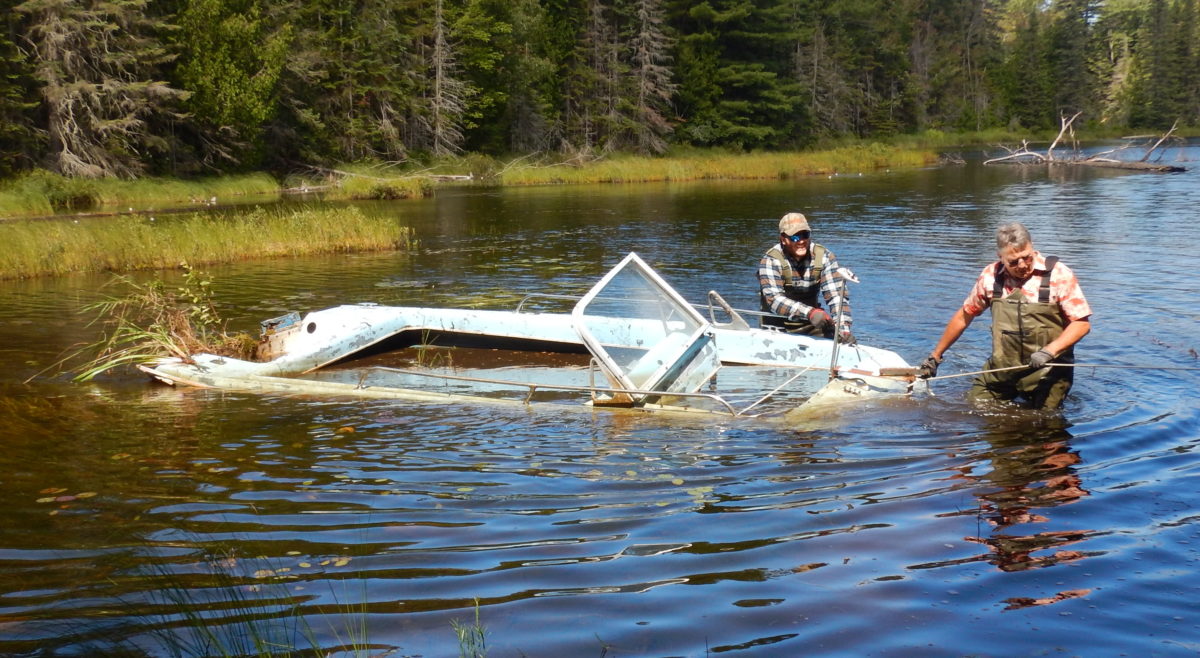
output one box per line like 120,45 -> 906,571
572,253 -> 719,396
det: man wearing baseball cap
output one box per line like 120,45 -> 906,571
757,212 -> 855,344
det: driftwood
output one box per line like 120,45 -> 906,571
984,114 -> 1186,173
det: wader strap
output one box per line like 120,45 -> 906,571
991,256 -> 1060,303
1038,256 -> 1058,303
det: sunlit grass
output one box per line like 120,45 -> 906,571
0,170 -> 280,219
0,205 -> 415,280
336,172 -> 433,200
496,145 -> 938,186
64,265 -> 259,382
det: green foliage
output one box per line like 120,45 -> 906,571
174,0 -> 292,167
3,0 -> 1199,177
68,264 -> 257,382
0,2 -> 39,176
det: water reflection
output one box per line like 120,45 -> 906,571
3,150 -> 1200,655
962,418 -> 1095,573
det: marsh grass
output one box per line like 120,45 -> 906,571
0,170 -> 280,220
320,163 -> 436,200
65,264 -> 258,382
0,204 -> 414,280
496,145 -> 937,186
126,550 -> 375,657
451,599 -> 487,658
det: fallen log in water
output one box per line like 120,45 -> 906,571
984,113 -> 1187,173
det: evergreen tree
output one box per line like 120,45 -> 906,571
670,0 -> 803,148
501,0 -> 556,152
625,0 -> 675,153
16,0 -> 187,177
1090,0 -> 1143,126
1044,0 -> 1096,118
0,0 -> 40,175
172,0 -> 291,169
993,4 -> 1055,129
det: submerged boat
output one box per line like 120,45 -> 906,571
140,253 -> 915,417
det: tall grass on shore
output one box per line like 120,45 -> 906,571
0,170 -> 281,220
0,205 -> 414,280
497,144 -> 938,186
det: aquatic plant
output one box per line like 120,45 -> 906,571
68,264 -> 257,382
0,205 -> 415,280
451,599 -> 487,658
127,549 -> 376,657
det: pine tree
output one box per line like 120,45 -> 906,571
0,0 -> 40,175
625,0 -> 675,153
16,0 -> 187,177
670,0 -> 803,148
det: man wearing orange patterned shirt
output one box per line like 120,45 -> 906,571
918,222 -> 1091,409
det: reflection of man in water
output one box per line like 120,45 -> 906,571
918,222 -> 1091,409
960,422 -> 1092,573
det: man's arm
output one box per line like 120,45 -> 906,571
1043,317 -> 1090,357
931,308 -> 975,361
819,251 -> 851,326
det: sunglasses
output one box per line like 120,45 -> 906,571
785,231 -> 811,242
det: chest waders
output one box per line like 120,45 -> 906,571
760,243 -> 829,336
968,256 -> 1074,409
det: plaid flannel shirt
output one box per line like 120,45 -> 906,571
758,243 -> 852,326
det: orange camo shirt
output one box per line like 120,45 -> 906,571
961,252 -> 1092,321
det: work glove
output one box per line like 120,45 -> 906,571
807,308 -> 833,335
837,330 -> 856,346
1029,349 -> 1054,369
917,355 -> 942,379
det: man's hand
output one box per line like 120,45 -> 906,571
1029,349 -> 1054,369
917,355 -> 942,379
807,308 -> 833,334
837,330 -> 856,346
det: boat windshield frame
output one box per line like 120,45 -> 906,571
571,252 -> 720,401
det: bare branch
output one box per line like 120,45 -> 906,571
1140,119 -> 1179,162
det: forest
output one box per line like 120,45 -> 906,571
1,0 -> 1197,180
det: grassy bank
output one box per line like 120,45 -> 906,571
0,205 -> 414,280
495,144 -> 938,185
0,171 -> 280,220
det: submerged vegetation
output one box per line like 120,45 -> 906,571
0,205 -> 414,280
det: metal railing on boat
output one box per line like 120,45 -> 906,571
359,365 -> 745,415
515,290 -> 763,329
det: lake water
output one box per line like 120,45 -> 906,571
2,145 -> 1200,656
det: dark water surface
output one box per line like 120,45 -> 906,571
3,149 -> 1200,656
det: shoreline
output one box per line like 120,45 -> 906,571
1,145 -> 939,223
